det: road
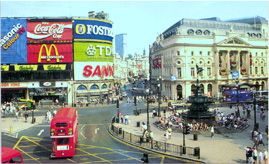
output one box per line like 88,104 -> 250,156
2,84 -> 188,163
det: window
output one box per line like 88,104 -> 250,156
200,51 -> 202,55
101,84 -> 107,89
177,51 -> 180,55
90,84 -> 99,90
57,138 -> 69,145
250,67 -> 252,74
56,123 -> 68,127
261,67 -> 264,74
208,51 -> 210,56
191,51 -> 194,56
255,67 -> 258,74
177,61 -> 181,65
177,68 -> 181,77
207,67 -> 211,76
191,68 -> 195,77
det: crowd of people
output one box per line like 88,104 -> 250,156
244,147 -> 267,164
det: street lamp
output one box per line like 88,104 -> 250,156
235,77 -> 239,111
252,90 -> 257,130
157,76 -> 164,117
146,87 -> 150,132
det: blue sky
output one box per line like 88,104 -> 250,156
1,1 -> 268,56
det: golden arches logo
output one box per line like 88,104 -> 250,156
38,44 -> 59,63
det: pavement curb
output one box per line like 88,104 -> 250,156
107,123 -> 204,163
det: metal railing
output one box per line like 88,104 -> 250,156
109,124 -> 200,160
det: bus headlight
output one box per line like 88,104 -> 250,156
50,129 -> 55,136
68,128 -> 72,135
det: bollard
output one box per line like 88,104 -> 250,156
137,121 -> 140,127
193,133 -> 198,141
10,126 -> 13,133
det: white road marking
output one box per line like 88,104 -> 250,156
37,129 -> 44,136
80,124 -> 86,139
95,128 -> 100,134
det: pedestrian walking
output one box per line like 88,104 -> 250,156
45,111 -> 48,123
47,110 -> 52,122
262,112 -> 265,121
24,111 -> 28,123
211,125 -> 215,138
253,147 -> 258,164
263,149 -> 268,164
14,110 -> 19,122
125,114 -> 129,125
120,114 -> 124,123
53,109 -> 57,117
258,132 -> 265,146
258,149 -> 263,164
245,146 -> 251,163
168,126 -> 172,140
248,147 -> 253,164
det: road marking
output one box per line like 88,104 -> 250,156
160,155 -> 165,164
37,129 -> 44,136
24,136 -> 51,151
3,132 -> 18,138
95,128 -> 100,134
13,136 -> 24,149
80,124 -> 87,139
16,147 -> 41,163
76,148 -> 112,163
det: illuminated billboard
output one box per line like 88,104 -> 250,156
74,62 -> 114,81
27,20 -> 72,43
74,18 -> 113,43
27,44 -> 73,64
74,42 -> 113,62
1,18 -> 27,64
27,20 -> 73,64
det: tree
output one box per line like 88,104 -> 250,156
127,54 -> 133,59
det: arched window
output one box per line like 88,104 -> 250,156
77,85 -> 87,91
90,84 -> 99,90
101,84 -> 107,89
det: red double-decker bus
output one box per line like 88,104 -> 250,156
50,108 -> 78,158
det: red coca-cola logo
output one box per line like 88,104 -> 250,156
27,22 -> 72,41
34,23 -> 65,35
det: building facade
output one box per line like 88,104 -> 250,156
1,11 -> 116,105
149,16 -> 268,100
115,33 -> 128,58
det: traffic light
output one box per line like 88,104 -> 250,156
186,125 -> 191,134
141,153 -> 149,163
134,96 -> 137,106
183,124 -> 191,134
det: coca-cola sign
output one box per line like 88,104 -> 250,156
27,21 -> 72,42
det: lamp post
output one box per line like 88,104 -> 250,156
157,76 -> 163,117
235,77 -> 239,110
252,90 -> 257,130
146,88 -> 150,132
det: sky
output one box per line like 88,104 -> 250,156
1,0 -> 268,56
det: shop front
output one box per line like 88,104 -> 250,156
1,82 -> 28,103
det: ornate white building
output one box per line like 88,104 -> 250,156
149,16 -> 268,100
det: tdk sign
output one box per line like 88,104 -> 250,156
74,19 -> 113,42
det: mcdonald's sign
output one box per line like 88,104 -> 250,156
27,43 -> 73,64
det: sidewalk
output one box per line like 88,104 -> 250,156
113,106 -> 268,163
1,115 -> 45,134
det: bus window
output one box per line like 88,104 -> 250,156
57,138 -> 69,145
10,155 -> 22,163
